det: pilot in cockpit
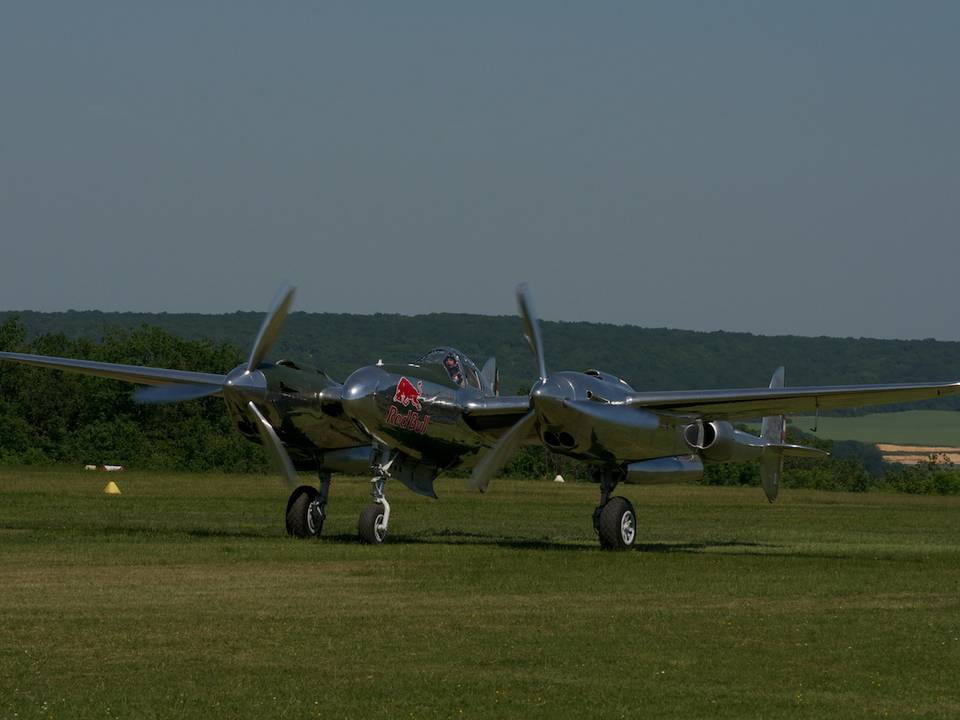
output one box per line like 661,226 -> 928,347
444,353 -> 465,388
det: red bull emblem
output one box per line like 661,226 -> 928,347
393,376 -> 423,411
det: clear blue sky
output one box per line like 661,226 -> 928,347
2,2 -> 958,339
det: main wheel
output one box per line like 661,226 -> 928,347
597,496 -> 637,550
358,503 -> 387,544
285,485 -> 324,538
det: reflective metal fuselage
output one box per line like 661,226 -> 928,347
224,363 -> 370,471
225,350 -> 511,479
226,355 -> 772,486
341,363 -> 500,470
530,371 -> 692,464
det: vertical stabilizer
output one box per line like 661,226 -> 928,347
760,366 -> 786,443
481,357 -> 500,396
760,366 -> 786,502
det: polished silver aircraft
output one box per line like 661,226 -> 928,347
0,285 -> 533,544
466,285 -> 960,547
2,284 -> 959,549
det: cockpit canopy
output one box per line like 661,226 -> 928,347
416,347 -> 482,390
584,368 -> 635,391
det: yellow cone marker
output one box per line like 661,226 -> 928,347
103,480 -> 122,495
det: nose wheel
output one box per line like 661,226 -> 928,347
359,476 -> 390,544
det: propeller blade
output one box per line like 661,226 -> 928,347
469,410 -> 537,493
247,284 -> 296,372
516,283 -> 547,382
246,400 -> 299,488
134,382 -> 223,405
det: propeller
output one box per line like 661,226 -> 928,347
246,400 -> 299,487
469,284 -> 549,491
134,283 -> 300,487
247,284 -> 296,372
517,283 -> 547,383
133,284 -> 296,406
470,411 -> 537,493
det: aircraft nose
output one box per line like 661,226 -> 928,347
340,365 -> 389,427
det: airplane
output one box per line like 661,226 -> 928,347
2,284 -> 959,550
0,285 -> 532,544
467,285 -> 960,548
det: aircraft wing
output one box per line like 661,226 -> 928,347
462,396 -> 533,434
0,351 -> 226,388
624,379 -> 960,420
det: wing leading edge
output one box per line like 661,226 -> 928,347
0,351 -> 226,389
624,379 -> 960,420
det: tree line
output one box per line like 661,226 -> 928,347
0,318 -> 265,472
4,308 -> 960,413
1,315 -> 958,495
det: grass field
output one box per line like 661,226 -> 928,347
2,469 -> 960,719
789,411 -> 960,447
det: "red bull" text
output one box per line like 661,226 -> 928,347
385,405 -> 431,434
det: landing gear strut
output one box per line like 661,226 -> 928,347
593,469 -> 636,550
359,446 -> 393,544
285,470 -> 331,538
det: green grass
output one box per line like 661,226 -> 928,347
2,468 -> 960,719
789,411 -> 960,446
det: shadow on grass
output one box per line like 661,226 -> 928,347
319,530 -> 818,556
2,523 -> 849,559
0,522 -> 275,540
636,540 -> 770,553
321,530 -> 595,551
636,540 -> 848,560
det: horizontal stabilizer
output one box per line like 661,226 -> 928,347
766,443 -> 829,459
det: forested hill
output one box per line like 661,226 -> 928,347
3,309 -> 959,410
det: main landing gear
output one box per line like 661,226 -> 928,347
592,469 -> 636,550
286,470 -> 331,538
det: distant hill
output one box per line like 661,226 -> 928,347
2,309 -> 959,411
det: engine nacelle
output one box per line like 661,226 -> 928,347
684,420 -> 764,463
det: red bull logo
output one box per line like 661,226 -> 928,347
393,376 -> 423,411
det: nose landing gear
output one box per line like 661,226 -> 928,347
358,447 -> 394,544
358,477 -> 390,544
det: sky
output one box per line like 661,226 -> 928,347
1,1 -> 958,340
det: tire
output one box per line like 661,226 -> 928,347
286,485 -> 323,538
597,496 -> 637,550
358,503 -> 387,544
